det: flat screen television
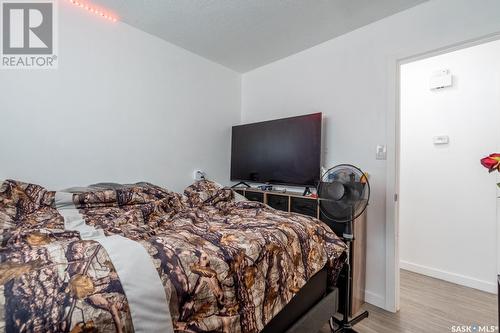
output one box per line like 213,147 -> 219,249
231,112 -> 322,187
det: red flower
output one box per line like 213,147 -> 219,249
480,153 -> 500,173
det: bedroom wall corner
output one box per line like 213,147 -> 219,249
0,1 -> 241,193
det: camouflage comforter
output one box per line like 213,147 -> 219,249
0,179 -> 347,333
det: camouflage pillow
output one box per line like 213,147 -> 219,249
69,182 -> 175,209
0,180 -> 55,243
184,180 -> 234,207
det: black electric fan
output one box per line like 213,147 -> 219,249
317,164 -> 370,333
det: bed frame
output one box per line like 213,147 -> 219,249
261,268 -> 338,333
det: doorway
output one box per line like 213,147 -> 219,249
398,39 -> 500,296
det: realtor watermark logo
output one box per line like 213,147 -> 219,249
451,324 -> 498,332
1,0 -> 58,69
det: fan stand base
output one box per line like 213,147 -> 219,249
329,223 -> 369,333
329,311 -> 369,333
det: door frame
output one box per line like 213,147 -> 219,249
386,32 -> 500,312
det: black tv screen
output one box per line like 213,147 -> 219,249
231,113 -> 322,187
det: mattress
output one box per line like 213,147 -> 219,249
0,179 -> 346,333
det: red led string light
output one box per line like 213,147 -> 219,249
68,0 -> 118,22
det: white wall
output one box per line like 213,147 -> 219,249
241,0 -> 500,309
0,1 -> 240,192
399,40 -> 500,293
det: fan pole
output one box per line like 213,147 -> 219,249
330,219 -> 369,333
319,164 -> 371,332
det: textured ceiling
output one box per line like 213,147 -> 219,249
91,0 -> 428,72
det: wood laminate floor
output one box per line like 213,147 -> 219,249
320,269 -> 498,333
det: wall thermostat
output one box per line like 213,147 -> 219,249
433,135 -> 449,145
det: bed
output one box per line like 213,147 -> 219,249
0,179 -> 346,333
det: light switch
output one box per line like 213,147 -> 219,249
376,145 -> 387,160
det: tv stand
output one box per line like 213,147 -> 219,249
303,187 -> 313,196
231,181 -> 251,188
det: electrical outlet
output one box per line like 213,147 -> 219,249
193,170 -> 206,181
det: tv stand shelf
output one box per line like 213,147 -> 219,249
233,186 -> 367,316
233,187 -> 320,218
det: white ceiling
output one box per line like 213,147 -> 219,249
92,0 -> 428,72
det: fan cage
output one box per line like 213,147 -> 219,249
318,164 -> 370,223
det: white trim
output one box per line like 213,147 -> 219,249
400,261 -> 496,294
364,290 -> 385,309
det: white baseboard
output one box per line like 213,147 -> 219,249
400,260 -> 496,294
364,289 -> 385,309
